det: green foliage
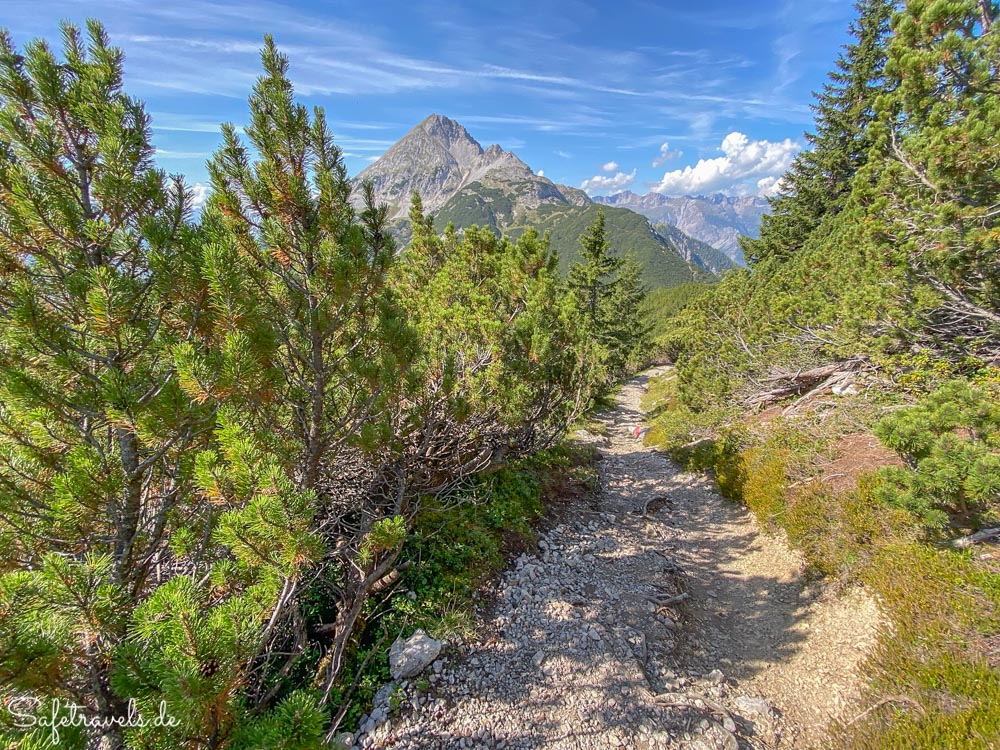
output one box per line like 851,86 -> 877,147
743,0 -> 895,265
515,203 -> 713,289
202,35 -> 412,489
396,200 -> 585,448
642,282 -> 714,358
432,182 -> 514,234
433,188 -> 713,291
566,210 -> 652,394
871,0 -> 1000,361
0,21 -> 213,746
645,366 -> 1000,748
0,21 -> 614,743
639,3 -> 1000,747
874,379 -> 1000,528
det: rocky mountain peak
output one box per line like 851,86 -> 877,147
593,191 -> 770,265
417,114 -> 483,161
351,114 -> 580,219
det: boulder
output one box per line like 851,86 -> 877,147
573,429 -> 610,446
389,629 -> 444,680
734,695 -> 773,719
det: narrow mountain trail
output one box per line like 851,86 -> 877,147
357,368 -> 880,750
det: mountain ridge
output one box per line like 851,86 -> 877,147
350,114 -> 734,287
351,114 -> 586,220
593,191 -> 769,265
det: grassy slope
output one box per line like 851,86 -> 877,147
513,203 -> 714,289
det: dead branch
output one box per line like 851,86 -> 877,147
953,527 -> 1000,549
846,695 -> 926,726
746,360 -> 865,408
655,691 -> 736,723
646,591 -> 690,607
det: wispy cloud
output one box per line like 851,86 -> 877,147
154,148 -> 212,159
150,114 -> 229,133
652,142 -> 682,167
4,0 -> 850,196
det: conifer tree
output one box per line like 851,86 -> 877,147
567,210 -> 649,391
568,210 -> 622,324
178,37 -> 415,734
605,254 -> 652,377
743,0 -> 896,265
394,203 -> 581,482
874,0 -> 1000,359
0,21 -> 211,748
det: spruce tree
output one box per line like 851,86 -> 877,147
568,209 -> 622,325
567,210 -> 649,391
604,254 -> 652,378
0,21 -> 210,748
743,0 -> 896,265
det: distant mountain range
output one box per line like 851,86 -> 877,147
592,191 -> 768,266
351,115 -> 763,287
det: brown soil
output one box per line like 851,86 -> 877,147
816,432 -> 905,496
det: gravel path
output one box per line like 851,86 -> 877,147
352,368 -> 880,750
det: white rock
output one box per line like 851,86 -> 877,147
734,696 -> 773,718
389,629 -> 444,680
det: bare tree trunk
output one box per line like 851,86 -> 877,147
318,548 -> 401,705
979,0 -> 993,32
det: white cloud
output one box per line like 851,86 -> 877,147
651,142 -> 682,168
189,182 -> 210,211
537,169 -> 545,177
651,132 -> 798,196
601,160 -> 619,173
555,150 -> 572,159
581,169 -> 637,194
756,175 -> 787,197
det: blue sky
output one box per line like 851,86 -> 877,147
5,0 -> 856,199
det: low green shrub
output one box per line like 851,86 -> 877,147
873,379 -> 1000,531
326,442 -> 597,729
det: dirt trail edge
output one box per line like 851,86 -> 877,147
355,367 -> 881,750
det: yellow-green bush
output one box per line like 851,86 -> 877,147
736,446 -> 790,525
